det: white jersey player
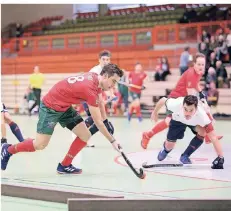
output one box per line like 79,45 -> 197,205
89,50 -> 111,75
154,95 -> 224,169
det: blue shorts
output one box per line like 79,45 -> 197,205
167,119 -> 196,142
129,91 -> 141,100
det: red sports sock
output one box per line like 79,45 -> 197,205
61,137 -> 87,166
113,104 -> 117,114
8,138 -> 35,154
147,119 -> 168,138
129,105 -> 135,115
136,105 -> 141,118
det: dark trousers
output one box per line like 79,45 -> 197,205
121,93 -> 128,110
29,88 -> 41,112
180,66 -> 188,75
228,46 -> 231,64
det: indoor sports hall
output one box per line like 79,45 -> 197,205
1,3 -> 231,211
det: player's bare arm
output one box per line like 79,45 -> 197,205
98,93 -> 107,121
151,97 -> 167,122
204,124 -> 223,157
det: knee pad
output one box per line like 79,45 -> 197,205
85,116 -> 94,128
82,102 -> 91,116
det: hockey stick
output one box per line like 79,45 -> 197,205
118,146 -> 146,179
118,81 -> 146,90
142,162 -> 211,168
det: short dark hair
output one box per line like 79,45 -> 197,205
193,53 -> 205,63
184,46 -> 190,51
100,63 -> 124,78
183,95 -> 198,108
99,50 -> 111,58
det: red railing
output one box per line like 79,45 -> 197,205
5,28 -> 153,56
2,20 -> 231,56
152,20 -> 231,44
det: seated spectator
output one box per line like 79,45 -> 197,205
224,7 -> 231,20
206,67 -> 217,85
154,58 -> 162,81
187,8 -> 197,22
208,51 -> 218,69
204,52 -> 218,78
216,35 -> 228,62
209,36 -> 218,53
207,81 -> 219,108
199,41 -> 210,63
201,30 -> 211,42
226,28 -> 231,64
154,57 -> 170,81
216,60 -> 228,88
180,8 -> 190,23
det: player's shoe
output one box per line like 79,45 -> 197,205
57,163 -> 82,174
211,156 -> 224,169
1,138 -> 7,145
138,116 -> 143,122
141,132 -> 151,149
157,149 -> 168,161
86,143 -> 95,147
180,154 -> 192,164
205,135 -> 223,144
1,143 -> 12,170
127,113 -> 132,122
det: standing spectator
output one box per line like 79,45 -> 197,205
28,66 -> 45,115
216,61 -> 228,88
179,46 -> 190,75
226,28 -> 231,64
155,57 -> 171,81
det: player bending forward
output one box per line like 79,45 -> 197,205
81,50 -> 115,147
141,53 -> 222,163
155,95 -> 224,169
1,64 -> 124,174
